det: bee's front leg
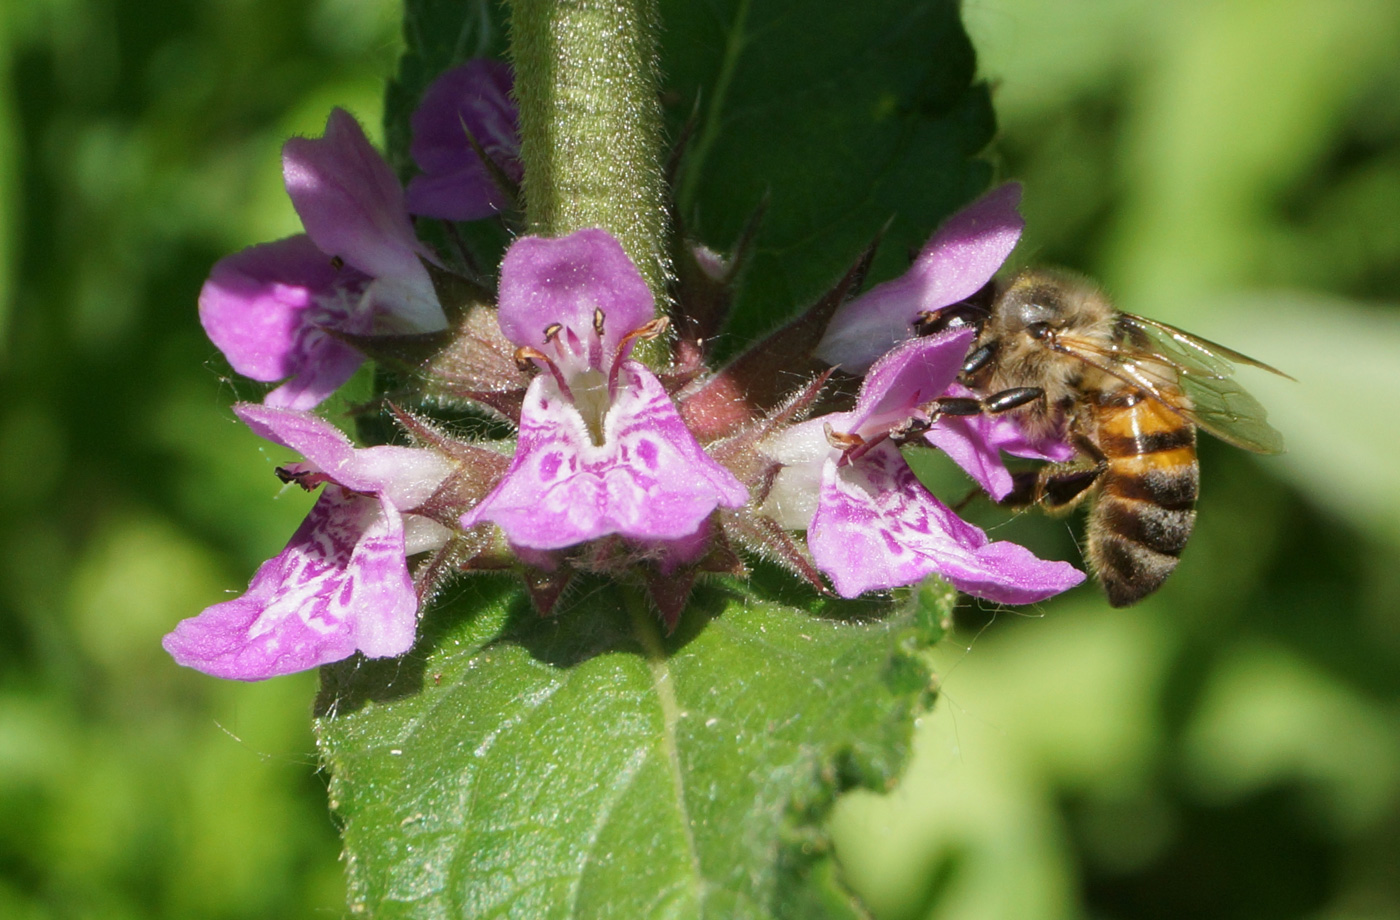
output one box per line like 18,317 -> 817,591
892,387 -> 1046,443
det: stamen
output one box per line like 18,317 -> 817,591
543,322 -> 563,344
593,308 -> 606,338
826,423 -> 888,466
514,345 -> 548,373
608,316 -> 672,392
824,423 -> 864,452
514,345 -> 573,397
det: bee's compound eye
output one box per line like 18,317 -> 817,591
1026,322 -> 1052,340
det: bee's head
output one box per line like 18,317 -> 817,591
992,270 -> 1073,342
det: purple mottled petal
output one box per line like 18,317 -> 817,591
199,235 -> 361,381
496,230 -> 654,367
809,441 -> 1084,602
233,404 -> 451,508
406,59 -> 520,221
162,488 -> 417,679
462,363 -> 747,550
827,330 -> 975,439
818,183 -> 1024,372
283,109 -> 444,332
924,384 -> 1074,500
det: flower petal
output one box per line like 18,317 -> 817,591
282,109 -> 445,332
162,488 -> 417,679
831,330 -> 975,439
233,404 -> 452,509
462,363 -> 747,549
495,230 -> 655,367
923,383 -> 1075,500
198,235 -> 368,407
406,59 -> 520,221
808,440 -> 1084,602
817,183 -> 1024,372
262,338 -> 366,411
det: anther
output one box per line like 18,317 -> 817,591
514,345 -> 550,374
824,424 -> 864,452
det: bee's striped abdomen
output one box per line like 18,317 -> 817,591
1086,391 -> 1199,607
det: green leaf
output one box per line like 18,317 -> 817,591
316,574 -> 949,917
660,0 -> 997,351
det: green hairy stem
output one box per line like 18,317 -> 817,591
509,0 -> 671,299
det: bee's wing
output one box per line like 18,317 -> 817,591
1113,314 -> 1289,454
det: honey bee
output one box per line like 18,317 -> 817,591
925,268 -> 1289,606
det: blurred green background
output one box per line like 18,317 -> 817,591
2,0 -> 1398,917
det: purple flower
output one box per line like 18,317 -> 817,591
200,109 -> 445,410
460,229 -> 748,550
923,383 -> 1075,501
163,404 -> 453,680
764,332 -> 1084,601
406,60 -> 521,221
817,183 -> 1025,373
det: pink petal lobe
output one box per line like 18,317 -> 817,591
162,488 -> 416,680
818,183 -> 1024,372
837,330 -> 974,438
232,404 -> 451,508
809,441 -> 1083,602
282,109 -> 443,332
923,384 -> 1074,500
234,403 -> 356,469
199,235 -> 365,386
462,363 -> 747,550
495,230 -> 654,362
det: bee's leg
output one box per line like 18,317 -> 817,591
895,387 -> 1047,445
1002,435 -> 1107,511
999,464 -> 1101,510
922,386 -> 1045,420
902,387 -> 1048,511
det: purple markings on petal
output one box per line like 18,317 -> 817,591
818,183 -> 1024,372
462,363 -> 747,550
808,441 -> 1084,602
162,488 -> 417,680
199,235 -> 369,410
407,60 -> 521,221
496,230 -> 655,366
